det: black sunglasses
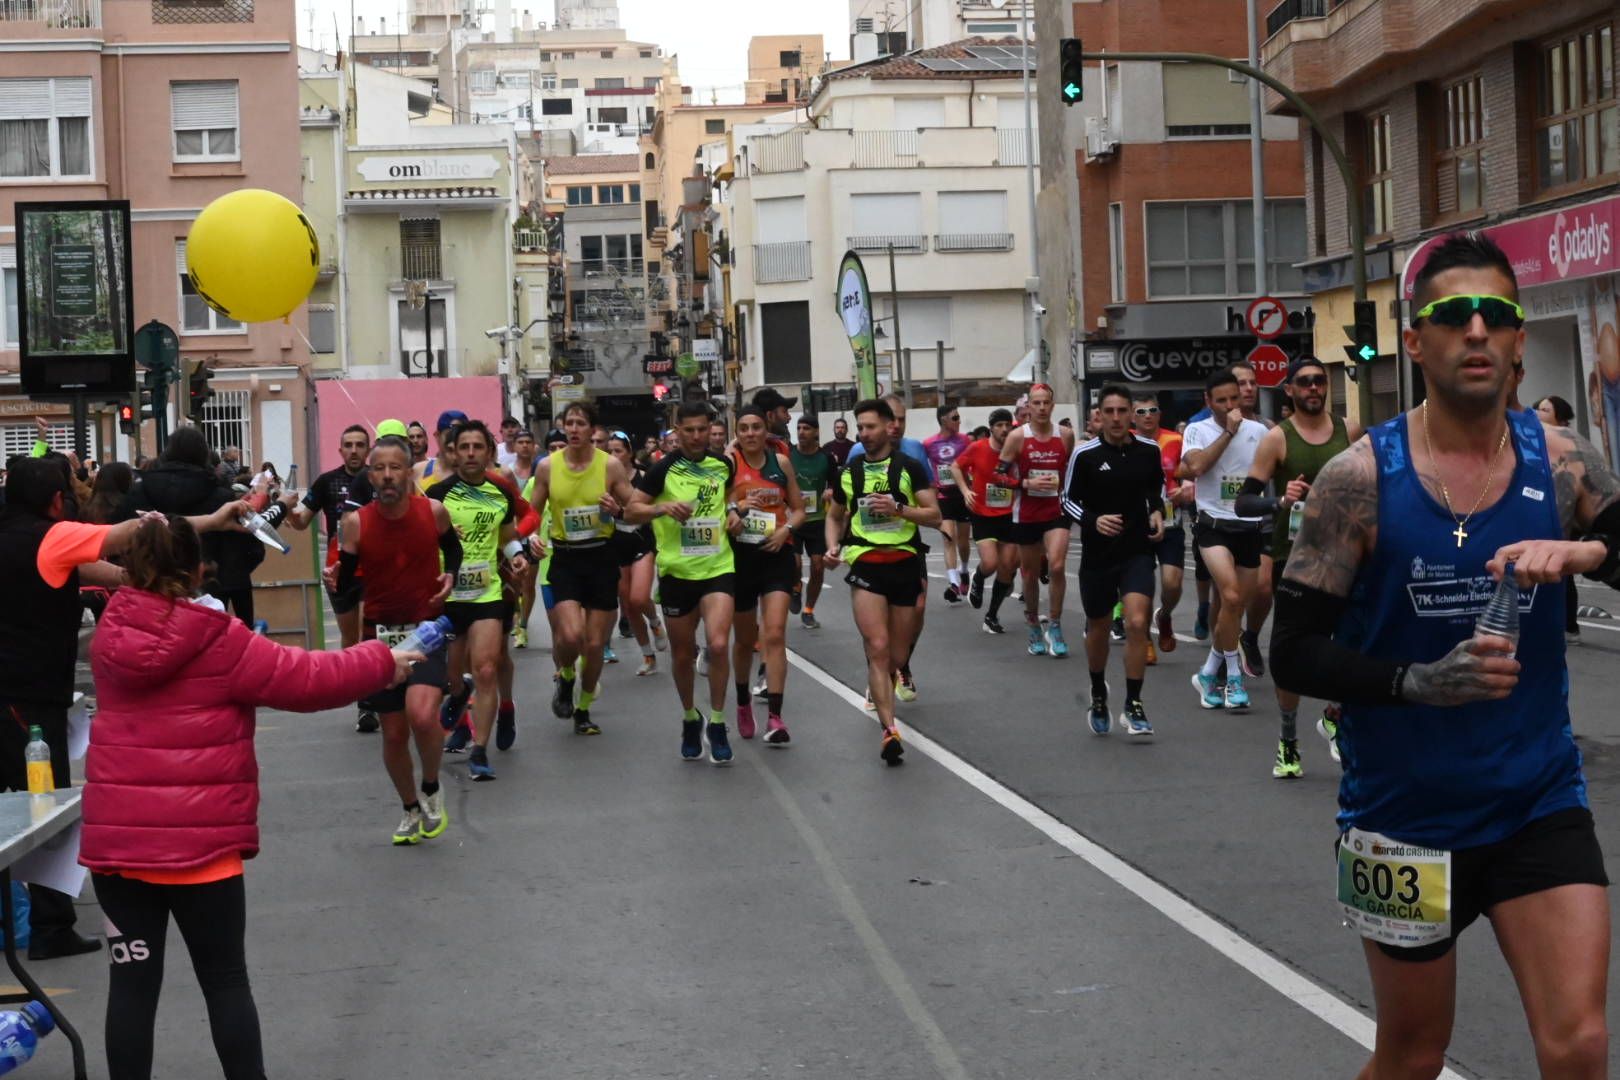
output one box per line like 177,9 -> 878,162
1292,374 -> 1327,388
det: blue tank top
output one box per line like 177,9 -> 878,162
1336,409 -> 1585,849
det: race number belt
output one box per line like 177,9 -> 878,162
857,496 -> 903,533
561,505 -> 606,542
985,483 -> 1015,510
1336,828 -> 1452,948
451,561 -> 492,601
679,517 -> 723,556
1027,468 -> 1060,496
736,509 -> 776,546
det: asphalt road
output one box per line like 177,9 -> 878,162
23,547 -> 1620,1079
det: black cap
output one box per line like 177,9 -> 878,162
1286,355 -> 1327,381
752,387 -> 797,411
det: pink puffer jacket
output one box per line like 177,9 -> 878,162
81,588 -> 395,873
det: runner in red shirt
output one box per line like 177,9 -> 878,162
951,408 -> 1019,634
996,384 -> 1076,657
1131,389 -> 1195,658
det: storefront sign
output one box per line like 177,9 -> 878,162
692,339 -> 720,363
1094,337 -> 1309,383
357,155 -> 501,182
644,355 -> 674,375
1404,193 -> 1619,297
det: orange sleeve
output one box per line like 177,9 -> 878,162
36,521 -> 112,588
119,852 -> 245,886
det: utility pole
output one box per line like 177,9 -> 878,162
1245,0 -> 1267,302
1020,0 -> 1042,381
887,241 -> 903,398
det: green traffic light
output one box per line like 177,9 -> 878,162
1357,344 -> 1377,362
1064,83 -> 1080,99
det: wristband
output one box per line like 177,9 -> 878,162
502,539 -> 525,561
1579,531 -> 1620,586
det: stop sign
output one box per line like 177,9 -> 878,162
1247,342 -> 1290,388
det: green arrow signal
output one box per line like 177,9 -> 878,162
1357,344 -> 1377,362
1064,83 -> 1080,100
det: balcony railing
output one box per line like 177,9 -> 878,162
573,258 -> 645,275
0,0 -> 100,27
935,232 -> 1014,253
847,234 -> 927,254
851,129 -> 919,169
514,230 -> 548,251
997,128 -> 1032,166
751,130 -> 804,174
401,242 -> 442,281
1264,0 -> 1344,38
753,241 -> 811,284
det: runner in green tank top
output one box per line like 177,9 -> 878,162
1233,356 -> 1361,780
789,415 -> 838,628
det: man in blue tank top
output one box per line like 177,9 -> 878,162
1272,231 -> 1620,1078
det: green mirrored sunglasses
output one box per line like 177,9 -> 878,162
1413,294 -> 1525,329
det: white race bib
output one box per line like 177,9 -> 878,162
1337,828 -> 1452,949
374,623 -> 413,647
451,561 -> 492,601
1219,474 -> 1245,503
857,496 -> 903,533
736,509 -> 776,546
802,489 -> 819,516
561,505 -> 605,542
985,483 -> 1015,510
679,517 -> 723,556
1027,469 -> 1059,497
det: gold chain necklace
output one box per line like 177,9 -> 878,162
1420,400 -> 1510,549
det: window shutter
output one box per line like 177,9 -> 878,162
0,79 -> 53,119
51,78 -> 92,117
171,82 -> 238,130
175,240 -> 188,277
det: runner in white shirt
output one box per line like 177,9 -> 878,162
1177,367 -> 1268,712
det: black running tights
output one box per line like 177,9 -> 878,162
91,872 -> 266,1080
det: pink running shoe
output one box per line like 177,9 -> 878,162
736,703 -> 757,740
763,714 -> 790,746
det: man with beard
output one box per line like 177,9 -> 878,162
1234,357 -> 1358,777
407,421 -> 431,465
752,387 -> 796,442
825,417 -> 855,467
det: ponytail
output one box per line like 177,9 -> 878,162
123,514 -> 203,601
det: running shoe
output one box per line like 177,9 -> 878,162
801,611 -> 821,630
1193,603 -> 1210,641
982,614 -> 1005,635
1239,632 -> 1265,679
894,672 -> 918,703
1087,692 -> 1111,736
1155,605 -> 1177,653
356,709 -> 380,734
651,620 -> 668,651
1110,617 -> 1126,644
392,807 -> 424,846
618,615 -> 632,639
1046,620 -> 1069,658
1191,671 -> 1225,710
1317,705 -> 1342,764
706,721 -> 733,765
737,702 -> 757,740
468,747 -> 496,782
444,723 -> 472,753
752,666 -> 769,698
551,676 -> 575,720
1272,738 -> 1303,779
604,645 -> 619,664
1223,673 -> 1250,712
495,708 -> 517,751
1121,701 -> 1154,738
880,727 -> 905,766
1012,587 -> 1024,603
943,584 -> 962,605
636,655 -> 658,676
681,718 -> 704,760
512,626 -> 528,649
419,791 -> 448,839
790,586 -> 803,615
764,715 -> 790,746
968,576 -> 985,609
573,708 -> 600,736
1040,567 -> 1050,586
695,647 -> 709,677
1026,622 -> 1047,656
1145,639 -> 1158,666
864,690 -> 876,711
439,674 -> 474,731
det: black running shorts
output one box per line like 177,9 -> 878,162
548,546 -> 622,612
937,487 -> 971,523
971,513 -> 1013,544
794,521 -> 829,557
1154,524 -> 1187,569
444,599 -> 512,636
360,626 -> 448,714
733,545 -> 798,610
1193,518 -> 1264,570
1077,552 -> 1157,619
659,573 -> 734,619
845,554 -> 925,607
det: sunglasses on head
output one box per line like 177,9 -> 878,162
1413,294 -> 1525,329
1133,406 -> 1159,415
1292,374 -> 1327,388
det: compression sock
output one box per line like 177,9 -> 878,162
709,709 -> 726,726
1201,649 -> 1224,677
683,707 -> 701,722
1223,649 -> 1243,675
1090,670 -> 1107,699
577,688 -> 597,712
1279,708 -> 1298,743
558,661 -> 577,680
989,579 -> 1011,617
973,568 -> 989,585
1126,678 -> 1144,705
767,692 -> 783,716
421,779 -> 440,798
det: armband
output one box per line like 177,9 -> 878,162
1232,477 -> 1279,519
335,549 -> 360,593
1271,578 -> 1408,706
502,539 -> 525,561
1582,500 -> 1620,588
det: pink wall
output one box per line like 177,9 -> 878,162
313,376 -> 505,472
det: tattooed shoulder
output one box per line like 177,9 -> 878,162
1548,426 -> 1620,534
1283,437 -> 1377,597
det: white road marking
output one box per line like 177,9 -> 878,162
786,646 -> 1469,1079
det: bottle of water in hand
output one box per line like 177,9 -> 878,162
1475,562 -> 1521,658
239,508 -> 291,554
0,1002 -> 56,1075
397,616 -> 453,656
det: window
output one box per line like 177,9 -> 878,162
645,151 -> 655,169
1144,199 -> 1307,297
1162,62 -> 1249,138
542,98 -> 573,116
195,390 -> 252,464
629,183 -> 641,202
779,50 -> 801,68
761,301 -> 811,383
644,76 -> 662,89
503,71 -> 530,89
880,296 -> 953,350
177,241 -> 243,333
579,235 -> 603,265
756,196 -> 806,243
560,52 -> 575,60
2,248 -> 17,349
1108,202 -> 1125,302
566,185 -> 593,205
1363,111 -> 1394,237
541,74 -> 558,90
597,107 -> 629,124
307,305 -> 336,353
600,50 -> 614,59
598,184 -> 624,203
399,218 -> 441,280
640,49 -> 653,59
851,191 -> 924,250
469,69 -> 496,93
1536,22 -> 1617,190
1437,74 -> 1486,216
540,51 -> 551,61
0,77 -> 92,178
399,297 -> 447,376
594,77 -> 625,90
705,118 -> 725,134
561,78 -> 579,90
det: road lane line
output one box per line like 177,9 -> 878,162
747,752 -> 972,1080
786,646 -> 1469,1078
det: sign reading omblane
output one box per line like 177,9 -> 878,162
836,251 -> 878,400
357,155 -> 502,182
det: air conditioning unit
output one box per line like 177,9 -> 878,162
1084,116 -> 1118,162
855,16 -> 874,31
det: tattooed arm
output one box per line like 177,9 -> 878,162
1272,436 -> 1518,707
1486,425 -> 1620,587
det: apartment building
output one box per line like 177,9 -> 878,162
1034,0 -> 1307,422
729,38 -> 1044,403
1,0 -> 309,467
847,0 -> 1035,55
1263,0 -> 1619,451
746,35 -> 830,106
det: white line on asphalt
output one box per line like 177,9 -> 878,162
785,646 -> 1469,1078
747,752 -> 972,1080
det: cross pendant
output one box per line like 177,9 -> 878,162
1452,523 -> 1468,548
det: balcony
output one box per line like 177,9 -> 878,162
997,129 -> 1032,166
1264,0 -> 1342,39
847,235 -> 928,254
753,241 -> 812,284
851,130 -> 919,169
749,130 -> 804,174
0,0 -> 100,28
935,232 -> 1014,253
401,242 -> 442,281
572,258 -> 645,276
514,230 -> 548,251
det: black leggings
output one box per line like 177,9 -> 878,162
208,586 -> 255,627
91,873 -> 265,1080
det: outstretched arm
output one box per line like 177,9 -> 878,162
1491,426 -> 1620,588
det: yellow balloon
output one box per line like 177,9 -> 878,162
185,189 -> 319,324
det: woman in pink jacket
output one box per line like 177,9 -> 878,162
82,514 -> 416,1080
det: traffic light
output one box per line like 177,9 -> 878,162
187,361 -> 214,411
1345,299 -> 1379,364
139,389 -> 155,421
118,404 -> 136,436
1060,38 -> 1084,106
652,382 -> 670,402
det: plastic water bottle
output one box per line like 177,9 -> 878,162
1475,562 -> 1521,658
240,508 -> 291,554
0,1002 -> 57,1075
1287,499 -> 1306,542
397,616 -> 453,656
24,727 -> 52,798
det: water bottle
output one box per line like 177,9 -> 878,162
24,727 -> 52,798
240,508 -> 291,554
1474,562 -> 1521,658
0,1002 -> 57,1075
1287,498 -> 1306,542
253,619 -> 270,636
397,616 -> 452,656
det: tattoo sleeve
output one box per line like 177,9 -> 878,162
1279,438 -> 1377,598
1549,426 -> 1620,535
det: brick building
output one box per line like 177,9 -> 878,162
1263,0 -> 1619,439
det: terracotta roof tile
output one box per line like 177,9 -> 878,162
542,153 -> 642,176
819,37 -> 1030,83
